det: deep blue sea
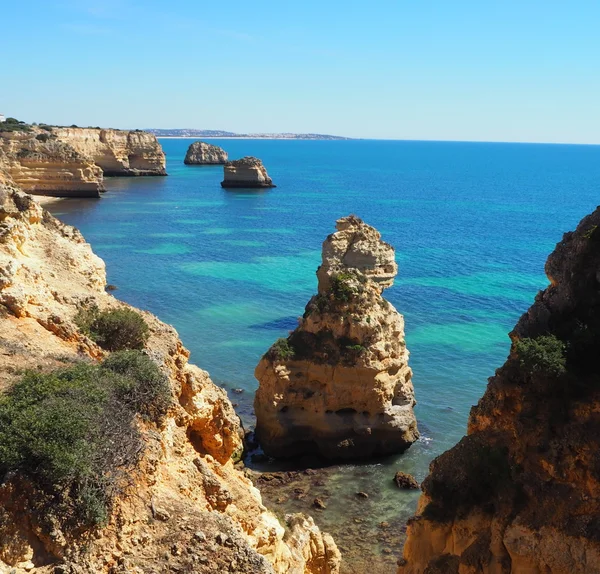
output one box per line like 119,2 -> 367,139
48,138 -> 600,571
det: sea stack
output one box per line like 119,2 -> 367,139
184,141 -> 228,165
397,208 -> 600,573
254,215 -> 418,460
221,156 -> 275,188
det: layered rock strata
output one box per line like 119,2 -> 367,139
221,156 -> 275,188
53,127 -> 167,176
254,215 -> 418,460
184,141 -> 228,165
0,131 -> 103,197
398,208 -> 600,573
0,182 -> 340,574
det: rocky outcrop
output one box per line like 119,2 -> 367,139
184,141 -> 228,165
221,156 -> 275,188
254,215 -> 418,460
0,182 -> 340,574
398,208 -> 600,574
53,127 -> 167,176
0,131 -> 103,197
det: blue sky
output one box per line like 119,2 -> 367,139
2,1 -> 599,142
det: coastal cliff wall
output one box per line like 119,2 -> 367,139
53,127 -> 167,176
0,131 -> 103,197
0,182 -> 339,573
398,208 -> 600,573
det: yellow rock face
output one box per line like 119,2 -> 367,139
397,207 -> 600,574
254,215 -> 419,460
53,127 -> 167,176
0,183 -> 339,574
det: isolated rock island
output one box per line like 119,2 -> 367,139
221,156 -> 276,188
184,141 -> 228,165
254,215 -> 419,460
398,208 -> 600,573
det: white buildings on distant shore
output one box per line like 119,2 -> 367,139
0,114 -> 5,123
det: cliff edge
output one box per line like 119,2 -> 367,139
398,207 -> 600,573
254,215 -> 418,460
0,181 -> 339,574
53,127 -> 167,176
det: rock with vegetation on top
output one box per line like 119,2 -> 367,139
221,156 -> 275,188
254,215 -> 419,460
184,141 -> 228,165
397,207 -> 600,574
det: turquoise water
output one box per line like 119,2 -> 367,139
48,138 -> 600,570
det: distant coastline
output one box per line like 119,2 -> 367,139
147,128 -> 351,140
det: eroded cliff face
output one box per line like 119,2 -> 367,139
0,183 -> 340,574
398,208 -> 600,574
0,131 -> 103,197
221,156 -> 275,188
254,215 -> 418,460
184,141 -> 228,165
53,127 -> 167,176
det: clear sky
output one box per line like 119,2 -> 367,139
2,1 -> 599,142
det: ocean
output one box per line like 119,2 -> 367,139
48,138 -> 600,571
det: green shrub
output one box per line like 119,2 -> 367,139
514,334 -> 566,377
0,117 -> 32,133
330,273 -> 356,302
346,344 -> 366,352
269,338 -> 295,361
39,124 -> 53,132
0,352 -> 169,527
75,306 -> 149,351
35,133 -> 50,142
102,351 -> 170,422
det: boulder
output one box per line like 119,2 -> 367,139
184,141 -> 228,165
221,156 -> 275,188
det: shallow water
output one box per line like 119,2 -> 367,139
48,138 -> 600,571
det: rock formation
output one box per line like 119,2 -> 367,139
221,156 -> 275,188
0,181 -> 340,574
398,208 -> 600,573
53,127 -> 167,176
254,215 -> 418,460
0,131 -> 103,197
184,141 -> 228,165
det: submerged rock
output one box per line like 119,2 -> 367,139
221,156 -> 275,188
398,208 -> 600,573
184,141 -> 228,165
393,471 -> 419,490
254,215 -> 419,460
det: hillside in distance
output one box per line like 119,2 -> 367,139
146,128 -> 351,140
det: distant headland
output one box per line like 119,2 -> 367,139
146,128 -> 352,140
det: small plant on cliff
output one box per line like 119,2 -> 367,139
0,352 -> 169,527
269,338 -> 296,361
75,306 -> 149,351
0,117 -> 32,133
330,273 -> 357,302
101,350 -> 171,422
514,334 -> 567,377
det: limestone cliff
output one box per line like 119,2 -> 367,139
254,215 -> 418,460
0,182 -> 340,574
184,141 -> 228,165
0,131 -> 103,197
221,156 -> 275,188
398,208 -> 600,574
53,127 -> 167,176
